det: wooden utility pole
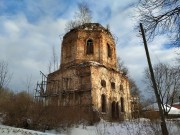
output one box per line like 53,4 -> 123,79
140,23 -> 169,135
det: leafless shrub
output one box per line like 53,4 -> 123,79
2,92 -> 33,128
1,89 -> 99,131
0,60 -> 12,89
0,87 -> 13,113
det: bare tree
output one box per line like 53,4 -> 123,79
129,79 -> 141,97
0,60 -> 12,89
75,2 -> 92,25
129,79 -> 142,118
116,57 -> 141,96
48,45 -> 59,73
144,63 -> 180,115
65,2 -> 92,31
116,56 -> 128,75
137,0 -> 180,46
52,45 -> 59,71
24,74 -> 33,94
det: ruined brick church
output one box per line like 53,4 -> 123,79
38,23 -> 131,121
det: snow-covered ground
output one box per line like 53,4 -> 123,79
0,119 -> 179,135
0,125 -> 54,135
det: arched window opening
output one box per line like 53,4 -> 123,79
116,102 -> 119,118
101,80 -> 106,87
111,82 -> 115,89
111,101 -> 116,119
86,39 -> 93,54
120,97 -> 125,112
101,94 -> 106,112
107,43 -> 112,58
120,84 -> 123,92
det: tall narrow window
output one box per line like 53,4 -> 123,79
111,82 -> 115,89
111,101 -> 116,119
101,80 -> 106,87
120,84 -> 123,92
86,39 -> 93,54
120,97 -> 124,112
107,43 -> 112,58
101,94 -> 106,112
116,102 -> 119,118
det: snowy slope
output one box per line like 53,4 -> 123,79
0,125 -> 57,135
0,119 -> 179,135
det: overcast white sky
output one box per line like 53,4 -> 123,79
0,0 -> 179,96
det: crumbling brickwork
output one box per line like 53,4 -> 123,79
46,23 -> 131,121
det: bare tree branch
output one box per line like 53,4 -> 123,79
65,2 -> 92,32
0,60 -> 12,89
144,63 -> 180,115
48,45 -> 59,73
137,0 -> 180,46
24,74 -> 33,94
116,57 -> 129,75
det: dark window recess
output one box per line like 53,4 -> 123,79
107,44 -> 112,58
86,39 -> 93,54
120,84 -> 123,91
101,94 -> 106,112
101,80 -> 106,87
121,97 -> 125,112
116,102 -> 119,118
63,78 -> 71,90
111,101 -> 116,119
111,82 -> 115,89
